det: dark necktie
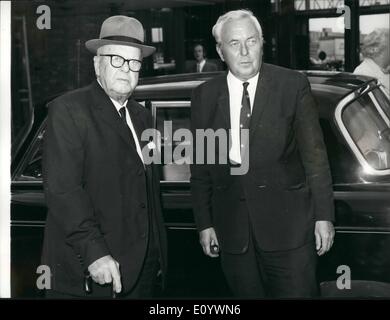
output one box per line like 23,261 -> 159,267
119,106 -> 137,150
240,82 -> 251,155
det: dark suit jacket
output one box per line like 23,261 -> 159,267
186,60 -> 218,73
42,81 -> 167,296
190,63 -> 334,253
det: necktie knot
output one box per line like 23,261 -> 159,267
243,82 -> 249,90
119,106 -> 126,120
118,106 -> 139,158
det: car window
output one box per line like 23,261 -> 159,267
319,118 -> 362,184
340,90 -> 390,173
15,101 -> 193,183
16,126 -> 45,181
372,86 -> 390,120
153,101 -> 191,182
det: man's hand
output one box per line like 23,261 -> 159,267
199,227 -> 220,258
88,255 -> 122,293
315,221 -> 335,256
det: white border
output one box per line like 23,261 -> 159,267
0,0 -> 11,298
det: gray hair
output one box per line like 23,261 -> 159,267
361,28 -> 389,59
212,9 -> 263,45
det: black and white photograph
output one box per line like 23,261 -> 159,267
0,0 -> 390,311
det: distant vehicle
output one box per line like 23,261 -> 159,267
11,70 -> 390,298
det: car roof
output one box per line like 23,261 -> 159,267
134,72 -> 221,100
134,70 -> 375,102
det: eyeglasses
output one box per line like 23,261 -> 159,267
99,54 -> 142,72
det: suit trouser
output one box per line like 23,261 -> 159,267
120,221 -> 160,299
122,166 -> 160,299
220,227 -> 319,298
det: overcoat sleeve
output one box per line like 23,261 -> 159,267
43,98 -> 110,268
294,74 -> 335,222
190,85 -> 214,231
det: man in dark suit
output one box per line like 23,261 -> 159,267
186,44 -> 218,73
42,16 -> 167,298
190,10 -> 335,298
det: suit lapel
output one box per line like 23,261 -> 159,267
127,99 -> 148,150
91,81 -> 140,157
249,63 -> 272,144
216,76 -> 231,131
127,99 -> 154,170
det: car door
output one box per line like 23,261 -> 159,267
317,83 -> 390,297
150,99 -> 231,297
10,99 -> 231,298
11,119 -> 46,298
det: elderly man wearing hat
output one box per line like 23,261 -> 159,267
42,16 -> 167,298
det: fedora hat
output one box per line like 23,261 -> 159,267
85,16 -> 156,57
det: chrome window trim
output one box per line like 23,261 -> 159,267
160,180 -> 190,184
11,180 -> 43,186
369,91 -> 390,127
151,100 -> 191,124
335,89 -> 390,176
379,84 -> 390,98
137,80 -> 204,92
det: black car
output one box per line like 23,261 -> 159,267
11,71 -> 390,298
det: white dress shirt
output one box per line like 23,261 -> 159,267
354,58 -> 390,97
197,59 -> 206,73
227,71 -> 259,164
109,97 -> 145,164
97,79 -> 144,163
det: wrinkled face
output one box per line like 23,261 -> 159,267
217,17 -> 262,81
194,45 -> 205,62
94,44 -> 142,101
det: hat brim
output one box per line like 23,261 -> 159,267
85,39 -> 156,57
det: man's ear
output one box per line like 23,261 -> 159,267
93,56 -> 100,78
216,44 -> 225,62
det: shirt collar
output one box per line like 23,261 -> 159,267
227,71 -> 259,90
96,79 -> 128,113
